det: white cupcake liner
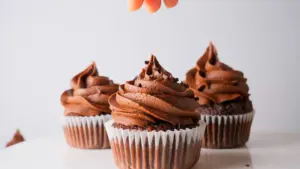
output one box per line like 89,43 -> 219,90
62,114 -> 111,149
200,111 -> 255,149
105,120 -> 206,169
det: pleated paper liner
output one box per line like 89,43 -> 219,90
105,120 -> 206,169
62,115 -> 111,149
200,111 -> 254,149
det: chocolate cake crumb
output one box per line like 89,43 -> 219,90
245,164 -> 250,167
6,130 -> 25,147
145,60 -> 149,64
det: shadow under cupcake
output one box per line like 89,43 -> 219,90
105,55 -> 206,169
185,42 -> 254,149
61,62 -> 118,149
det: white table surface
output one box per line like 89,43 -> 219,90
0,133 -> 299,169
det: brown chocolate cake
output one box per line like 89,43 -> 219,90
196,100 -> 253,116
105,55 -> 206,169
185,42 -> 254,149
61,62 -> 118,149
112,120 -> 199,131
109,55 -> 200,130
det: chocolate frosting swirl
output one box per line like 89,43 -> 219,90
186,42 -> 250,105
109,55 -> 200,127
61,62 -> 118,116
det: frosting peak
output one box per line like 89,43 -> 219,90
109,55 -> 200,128
186,42 -> 250,105
61,63 -> 118,116
139,55 -> 173,81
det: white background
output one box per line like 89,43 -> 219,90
0,0 -> 299,147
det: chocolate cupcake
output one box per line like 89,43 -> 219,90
61,62 -> 118,149
186,42 -> 254,149
105,55 -> 206,169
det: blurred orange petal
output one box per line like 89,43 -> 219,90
128,0 -> 144,11
164,0 -> 178,8
145,0 -> 161,13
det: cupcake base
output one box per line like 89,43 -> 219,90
105,120 -> 206,169
63,115 -> 111,149
200,111 -> 254,149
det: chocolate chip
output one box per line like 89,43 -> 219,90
245,164 -> 250,167
194,97 -> 199,101
198,85 -> 206,92
138,84 -> 142,87
174,78 -> 179,82
145,61 -> 149,64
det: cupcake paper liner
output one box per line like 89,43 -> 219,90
200,111 -> 254,149
105,120 -> 206,169
62,114 -> 111,149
